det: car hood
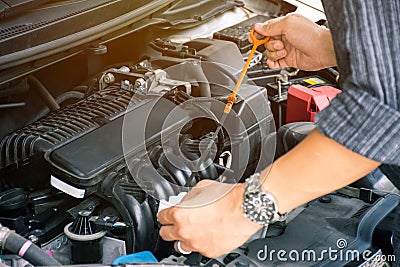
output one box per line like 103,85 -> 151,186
0,0 -> 241,71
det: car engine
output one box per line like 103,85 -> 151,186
0,0 -> 399,266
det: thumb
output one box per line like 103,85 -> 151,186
254,17 -> 286,38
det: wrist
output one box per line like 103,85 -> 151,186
318,28 -> 337,68
260,165 -> 290,214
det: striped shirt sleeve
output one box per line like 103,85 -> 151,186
315,0 -> 400,165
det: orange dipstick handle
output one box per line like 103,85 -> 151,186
224,28 -> 270,114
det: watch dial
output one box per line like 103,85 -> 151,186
244,192 -> 276,224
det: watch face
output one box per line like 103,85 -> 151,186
243,191 -> 276,224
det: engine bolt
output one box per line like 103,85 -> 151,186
121,80 -> 131,91
103,73 -> 115,84
134,78 -> 147,93
28,235 -> 39,244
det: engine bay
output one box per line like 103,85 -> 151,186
0,1 -> 399,266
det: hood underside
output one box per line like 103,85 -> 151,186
0,0 -> 241,71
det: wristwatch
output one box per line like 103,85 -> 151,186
242,173 -> 285,225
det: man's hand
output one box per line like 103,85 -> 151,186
252,13 -> 337,70
157,180 -> 262,258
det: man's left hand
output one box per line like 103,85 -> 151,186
157,180 -> 262,258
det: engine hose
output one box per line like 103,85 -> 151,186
30,90 -> 85,123
180,144 -> 219,181
27,75 -> 60,111
184,60 -> 211,97
0,224 -> 61,266
326,67 -> 340,83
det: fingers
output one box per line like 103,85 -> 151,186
159,213 -> 196,254
158,207 -> 189,241
248,31 -> 266,44
251,18 -> 288,67
160,227 -> 195,254
265,39 -> 283,52
254,13 -> 309,37
266,48 -> 287,62
266,58 -> 280,69
157,211 -> 172,225
264,40 -> 287,61
254,16 -> 286,38
174,241 -> 193,254
266,58 -> 289,69
159,225 -> 179,241
158,205 -> 189,226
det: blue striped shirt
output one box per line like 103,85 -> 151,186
315,0 -> 400,179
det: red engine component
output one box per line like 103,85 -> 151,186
286,84 -> 341,123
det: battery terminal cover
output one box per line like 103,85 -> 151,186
286,84 -> 341,123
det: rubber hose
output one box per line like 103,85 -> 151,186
53,90 -> 85,105
30,90 -> 85,122
27,75 -> 60,111
190,63 -> 211,97
326,67 -> 340,83
4,232 -> 61,266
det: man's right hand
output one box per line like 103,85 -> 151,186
252,13 -> 337,71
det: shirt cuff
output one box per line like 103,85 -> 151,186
315,89 -> 400,165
